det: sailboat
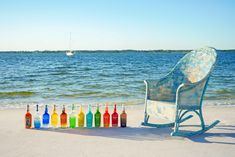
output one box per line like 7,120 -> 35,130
66,50 -> 74,56
66,33 -> 74,56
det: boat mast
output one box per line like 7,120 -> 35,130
69,32 -> 72,52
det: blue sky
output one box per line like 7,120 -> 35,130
0,0 -> 234,50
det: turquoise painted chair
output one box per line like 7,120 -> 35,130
142,47 -> 220,137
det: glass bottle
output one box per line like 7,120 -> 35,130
94,104 -> 101,127
51,105 -> 58,128
25,105 -> 32,129
112,104 -> 118,127
60,105 -> 67,128
34,104 -> 41,129
78,105 -> 85,128
103,104 -> 110,128
69,104 -> 76,128
86,105 -> 93,128
120,105 -> 127,127
42,105 -> 50,128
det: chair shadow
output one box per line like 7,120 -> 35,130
188,125 -> 235,145
33,125 -> 235,145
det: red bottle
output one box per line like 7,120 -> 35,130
60,105 -> 67,128
103,104 -> 110,128
25,105 -> 32,129
112,104 -> 118,127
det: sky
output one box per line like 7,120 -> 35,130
0,0 -> 235,51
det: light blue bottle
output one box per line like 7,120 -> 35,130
43,105 -> 50,128
34,104 -> 41,129
86,105 -> 93,128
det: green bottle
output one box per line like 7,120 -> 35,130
69,104 -> 76,128
94,104 -> 101,127
86,104 -> 93,128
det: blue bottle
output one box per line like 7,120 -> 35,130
43,105 -> 50,128
34,104 -> 41,129
86,105 -> 93,128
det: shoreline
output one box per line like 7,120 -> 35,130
0,99 -> 235,110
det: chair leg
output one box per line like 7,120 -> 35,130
173,109 -> 181,133
143,112 -> 149,124
199,108 -> 205,130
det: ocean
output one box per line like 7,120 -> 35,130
0,50 -> 235,109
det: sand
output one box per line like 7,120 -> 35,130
0,105 -> 235,157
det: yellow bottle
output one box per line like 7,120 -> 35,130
78,105 -> 85,127
51,105 -> 58,128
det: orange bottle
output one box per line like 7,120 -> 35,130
103,104 -> 110,128
25,105 -> 32,129
112,104 -> 118,127
60,105 -> 67,128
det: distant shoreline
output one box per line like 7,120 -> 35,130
0,49 -> 234,53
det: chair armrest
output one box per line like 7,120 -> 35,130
144,76 -> 168,88
144,77 -> 175,101
176,79 -> 208,109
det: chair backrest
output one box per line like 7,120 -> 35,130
148,47 -> 217,102
172,47 -> 217,84
149,47 -> 217,101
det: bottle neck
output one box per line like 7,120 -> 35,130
114,104 -> 117,113
45,105 -> 48,113
105,105 -> 108,113
62,106 -> 65,113
53,105 -> 56,112
79,105 -> 83,113
122,105 -> 125,113
88,105 -> 91,113
27,105 -> 29,112
36,104 -> 39,112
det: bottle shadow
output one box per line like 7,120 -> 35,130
32,124 -> 235,145
33,127 -> 174,141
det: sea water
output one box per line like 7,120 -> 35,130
0,50 -> 234,109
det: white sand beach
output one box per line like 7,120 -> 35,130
0,105 -> 235,157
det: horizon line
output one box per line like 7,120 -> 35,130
0,49 -> 235,52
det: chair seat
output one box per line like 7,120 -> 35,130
147,100 -> 176,122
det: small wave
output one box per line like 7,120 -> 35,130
0,91 -> 36,98
215,89 -> 234,94
59,91 -> 102,98
101,92 -> 131,97
205,95 -> 235,100
117,99 -> 144,105
98,73 -> 110,77
82,67 -> 93,71
50,71 -> 70,76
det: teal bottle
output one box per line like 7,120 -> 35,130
94,104 -> 101,127
69,104 -> 76,128
86,105 -> 93,128
34,104 -> 41,129
43,105 -> 50,128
